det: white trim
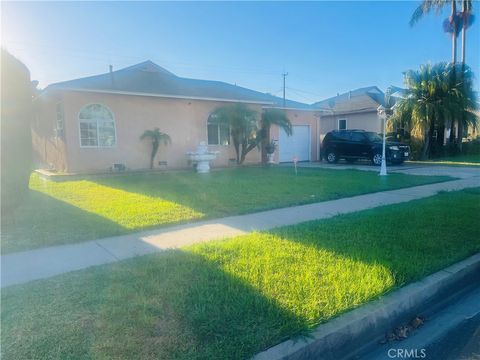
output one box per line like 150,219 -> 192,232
56,87 -> 275,106
262,106 -> 319,112
78,103 -> 117,148
338,118 -> 347,130
206,122 -> 230,146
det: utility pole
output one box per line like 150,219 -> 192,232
282,72 -> 288,108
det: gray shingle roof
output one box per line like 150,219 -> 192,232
47,60 -> 311,109
312,86 -> 385,114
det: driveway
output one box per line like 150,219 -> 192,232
294,161 -> 480,179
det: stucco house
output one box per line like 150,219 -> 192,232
312,86 -> 385,142
33,60 -> 320,173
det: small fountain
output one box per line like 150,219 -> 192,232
186,142 -> 218,173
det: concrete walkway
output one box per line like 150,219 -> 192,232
2,177 -> 479,288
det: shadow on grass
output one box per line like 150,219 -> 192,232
3,189 -> 479,359
1,189 -> 128,253
90,166 -> 452,219
1,249 -> 308,360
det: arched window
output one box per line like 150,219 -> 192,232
207,114 -> 230,146
79,104 -> 116,147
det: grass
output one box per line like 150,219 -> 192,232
410,153 -> 480,166
2,188 -> 479,360
2,167 -> 451,253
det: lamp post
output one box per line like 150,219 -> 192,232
376,88 -> 395,176
377,105 -> 388,176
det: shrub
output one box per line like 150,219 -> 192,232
1,49 -> 33,212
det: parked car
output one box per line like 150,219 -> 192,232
322,130 -> 410,165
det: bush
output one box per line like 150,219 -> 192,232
462,138 -> 480,155
1,49 -> 33,212
404,137 -> 424,160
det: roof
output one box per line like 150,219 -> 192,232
312,86 -> 385,115
46,60 -> 311,109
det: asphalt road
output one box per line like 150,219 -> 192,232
426,313 -> 480,360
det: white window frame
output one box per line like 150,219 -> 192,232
338,118 -> 347,130
207,120 -> 230,146
55,102 -> 64,131
78,103 -> 117,148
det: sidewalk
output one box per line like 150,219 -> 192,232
2,177 -> 479,288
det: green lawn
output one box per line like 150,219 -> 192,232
410,153 -> 480,166
2,167 -> 451,254
2,188 -> 479,360
432,153 -> 480,164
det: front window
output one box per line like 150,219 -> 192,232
79,104 -> 116,147
207,115 -> 230,145
55,102 -> 65,138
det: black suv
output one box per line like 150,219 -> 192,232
322,130 -> 410,165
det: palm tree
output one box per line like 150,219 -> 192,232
140,128 -> 171,169
209,103 -> 258,164
459,0 -> 474,65
409,0 -> 460,63
259,108 -> 292,164
457,0 -> 474,149
393,62 -> 478,159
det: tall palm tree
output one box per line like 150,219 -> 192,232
393,62 -> 478,159
460,0 -> 474,65
457,0 -> 474,149
410,1 -> 475,149
140,128 -> 171,169
410,0 -> 460,63
259,108 -> 292,164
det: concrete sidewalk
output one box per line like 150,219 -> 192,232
2,177 -> 479,288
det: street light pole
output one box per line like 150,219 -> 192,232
377,104 -> 388,176
380,114 -> 387,176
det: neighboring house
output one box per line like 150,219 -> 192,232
32,61 -> 320,173
312,86 -> 385,142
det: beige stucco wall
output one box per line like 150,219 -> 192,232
319,111 -> 383,143
269,109 -> 320,162
34,91 -> 320,173
32,92 -> 68,172
59,91 -> 269,173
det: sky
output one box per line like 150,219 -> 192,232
2,1 -> 479,104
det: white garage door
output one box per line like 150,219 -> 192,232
279,125 -> 311,162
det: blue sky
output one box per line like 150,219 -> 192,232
2,1 -> 479,103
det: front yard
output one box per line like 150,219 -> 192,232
2,188 -> 479,360
2,167 -> 451,253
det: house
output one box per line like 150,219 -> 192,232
312,86 -> 385,142
32,61 -> 320,173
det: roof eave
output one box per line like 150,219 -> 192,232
47,87 -> 275,105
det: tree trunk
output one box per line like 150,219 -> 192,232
451,1 -> 457,63
457,121 -> 464,151
261,126 -> 270,165
150,140 -> 159,169
232,137 -> 240,164
421,130 -> 430,160
458,0 -> 466,152
461,0 -> 466,64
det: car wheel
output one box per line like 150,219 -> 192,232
326,151 -> 337,164
372,153 -> 382,166
346,158 -> 357,164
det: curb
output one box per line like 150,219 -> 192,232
253,253 -> 480,360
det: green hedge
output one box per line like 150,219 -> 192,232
1,49 -> 33,212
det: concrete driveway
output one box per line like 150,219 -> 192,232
294,161 -> 480,179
